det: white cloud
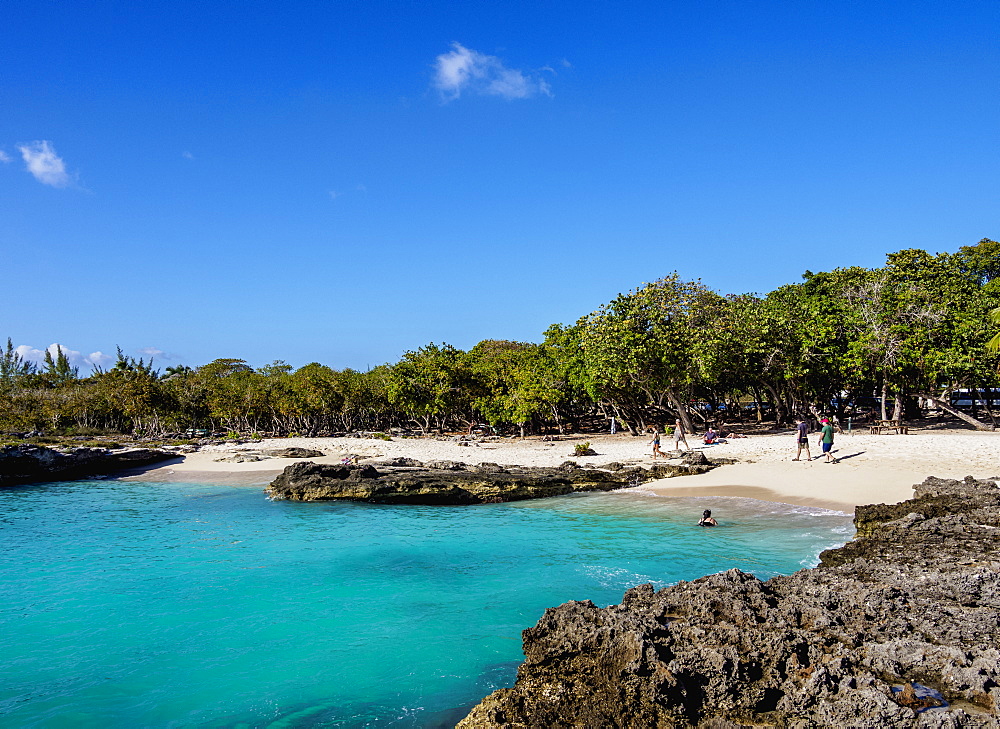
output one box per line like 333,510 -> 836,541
17,140 -> 72,187
15,343 -> 114,371
182,150 -> 194,159
137,346 -> 174,360
0,150 -> 10,163
328,190 -> 341,200
432,42 -> 552,102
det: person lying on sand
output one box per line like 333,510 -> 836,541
717,422 -> 747,439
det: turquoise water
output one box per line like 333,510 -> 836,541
0,479 -> 853,728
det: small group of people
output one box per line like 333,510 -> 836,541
650,419 -> 744,457
649,419 -> 692,458
793,416 -> 836,463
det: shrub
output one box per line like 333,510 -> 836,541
574,441 -> 592,456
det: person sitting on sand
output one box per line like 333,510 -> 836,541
703,427 -> 719,445
649,430 -> 666,459
698,509 -> 718,527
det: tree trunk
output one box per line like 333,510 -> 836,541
891,394 -> 904,421
550,405 -> 565,435
880,383 -> 889,421
611,403 -> 638,435
750,386 -> 765,423
667,391 -> 695,434
917,392 -> 996,431
762,382 -> 788,426
972,386 -> 998,429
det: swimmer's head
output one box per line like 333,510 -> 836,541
702,509 -> 712,518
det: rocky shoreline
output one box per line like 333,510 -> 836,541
459,475 -> 1000,727
0,444 -> 177,487
265,452 -> 718,505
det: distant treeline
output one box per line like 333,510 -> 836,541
4,240 -> 1000,437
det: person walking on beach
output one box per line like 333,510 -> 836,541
650,430 -> 665,459
792,417 -> 811,461
817,418 -> 836,462
672,418 -> 689,451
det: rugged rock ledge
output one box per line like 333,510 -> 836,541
266,453 -> 716,505
459,475 -> 1000,727
0,444 -> 176,487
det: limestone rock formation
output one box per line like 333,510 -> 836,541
266,458 -> 716,505
459,475 -> 1000,727
0,444 -> 176,487
265,447 -> 326,458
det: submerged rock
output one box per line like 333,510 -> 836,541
458,475 -> 1000,727
266,457 -> 717,505
0,444 -> 176,487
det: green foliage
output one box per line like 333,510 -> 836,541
2,237 -> 998,436
574,441 -> 592,456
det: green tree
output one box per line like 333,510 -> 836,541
385,344 -> 469,433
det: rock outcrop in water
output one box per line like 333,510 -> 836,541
459,475 -> 1000,727
0,444 -> 176,487
266,455 -> 717,505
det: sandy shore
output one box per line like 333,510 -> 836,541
132,427 -> 1000,513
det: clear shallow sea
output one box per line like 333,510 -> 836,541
0,479 -> 854,728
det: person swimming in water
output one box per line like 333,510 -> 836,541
698,509 -> 718,527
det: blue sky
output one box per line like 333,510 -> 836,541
3,0 -> 998,372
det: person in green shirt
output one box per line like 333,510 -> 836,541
817,418 -> 836,462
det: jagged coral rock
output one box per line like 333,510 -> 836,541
459,476 -> 1000,728
0,444 -> 175,487
266,458 -> 717,505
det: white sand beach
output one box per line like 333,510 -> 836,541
134,427 -> 1000,512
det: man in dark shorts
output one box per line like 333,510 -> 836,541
792,417 -> 811,461
817,418 -> 835,462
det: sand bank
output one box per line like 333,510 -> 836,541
132,428 -> 1000,512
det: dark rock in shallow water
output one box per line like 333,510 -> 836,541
265,447 -> 326,458
266,457 -> 717,505
0,444 -> 176,487
458,475 -> 1000,727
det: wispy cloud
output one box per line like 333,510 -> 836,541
17,140 -> 72,187
0,150 -> 10,163
182,150 -> 194,159
136,346 -> 175,360
328,190 -> 341,201
15,343 -> 114,371
432,42 -> 552,102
